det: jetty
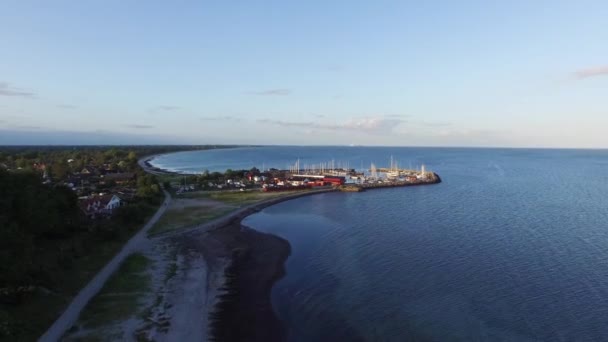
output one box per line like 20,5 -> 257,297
270,158 -> 441,193
338,172 -> 441,192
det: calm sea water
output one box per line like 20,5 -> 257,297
160,147 -> 608,341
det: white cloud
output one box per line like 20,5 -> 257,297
0,82 -> 36,98
573,66 -> 608,79
257,116 -> 405,135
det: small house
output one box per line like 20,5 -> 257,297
79,194 -> 122,219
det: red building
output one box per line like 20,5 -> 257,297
323,176 -> 345,185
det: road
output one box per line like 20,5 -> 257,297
39,190 -> 172,342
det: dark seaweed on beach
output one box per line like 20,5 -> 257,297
208,249 -> 249,341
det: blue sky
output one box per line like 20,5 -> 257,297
1,1 -> 607,147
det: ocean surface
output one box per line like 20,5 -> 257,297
158,147 -> 608,341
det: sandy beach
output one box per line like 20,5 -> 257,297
134,193 -> 334,341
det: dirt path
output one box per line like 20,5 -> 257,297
38,190 -> 172,342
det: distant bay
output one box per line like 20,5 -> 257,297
149,145 -> 453,173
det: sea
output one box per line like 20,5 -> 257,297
151,146 -> 608,341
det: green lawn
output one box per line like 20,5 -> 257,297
149,190 -> 312,236
63,253 -> 152,340
181,190 -> 308,205
148,206 -> 236,236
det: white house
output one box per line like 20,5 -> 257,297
79,194 -> 122,219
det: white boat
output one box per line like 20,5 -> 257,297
386,170 -> 400,178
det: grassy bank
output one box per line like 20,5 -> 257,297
148,190 -> 312,237
63,253 -> 152,341
180,190 -> 309,205
148,206 -> 236,236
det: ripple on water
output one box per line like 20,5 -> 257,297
235,148 -> 608,341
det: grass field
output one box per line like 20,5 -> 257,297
148,190 -> 311,236
63,253 -> 152,340
178,190 -> 308,205
148,206 -> 236,236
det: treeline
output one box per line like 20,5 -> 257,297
0,170 -> 161,339
0,145 -> 241,179
173,167 -> 268,189
0,145 -> 240,158
0,169 -> 160,299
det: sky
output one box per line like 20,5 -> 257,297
1,1 -> 607,147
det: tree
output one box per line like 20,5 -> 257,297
15,157 -> 28,169
225,169 -> 236,179
0,170 -> 81,299
50,160 -> 69,180
136,174 -> 160,198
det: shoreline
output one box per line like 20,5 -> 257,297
139,154 -> 181,175
164,180 -> 442,341
199,223 -> 291,341
141,188 -> 337,341
138,156 -> 442,341
139,145 -> 258,175
154,187 -> 338,238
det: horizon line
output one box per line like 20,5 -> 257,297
1,143 -> 607,151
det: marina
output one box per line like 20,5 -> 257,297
264,156 -> 440,192
148,153 -> 442,193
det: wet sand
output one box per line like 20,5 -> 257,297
173,221 -> 289,342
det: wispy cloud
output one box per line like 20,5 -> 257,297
2,113 -> 29,119
200,115 -> 240,122
157,105 -> 180,111
0,82 -> 36,98
57,104 -> 77,109
413,120 -> 452,128
149,105 -> 180,114
573,66 -> 608,79
257,116 -> 405,134
127,124 -> 155,129
249,88 -> 291,96
256,119 -> 308,128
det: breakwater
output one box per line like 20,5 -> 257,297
339,172 -> 442,192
